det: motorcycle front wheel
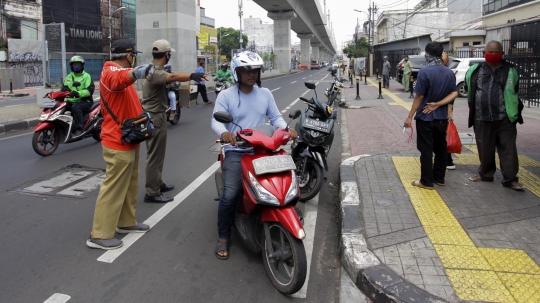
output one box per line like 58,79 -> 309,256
262,223 -> 307,294
296,158 -> 324,202
32,127 -> 60,156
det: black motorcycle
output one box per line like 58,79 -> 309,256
291,82 -> 337,201
214,77 -> 226,97
325,68 -> 347,107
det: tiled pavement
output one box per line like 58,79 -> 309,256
340,76 -> 540,303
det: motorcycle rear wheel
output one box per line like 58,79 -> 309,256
296,158 -> 324,202
32,127 -> 60,156
262,223 -> 307,294
327,91 -> 337,107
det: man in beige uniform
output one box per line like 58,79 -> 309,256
142,39 -> 208,203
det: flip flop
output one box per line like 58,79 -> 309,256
468,175 -> 482,182
215,240 -> 229,260
411,180 -> 434,190
504,181 -> 525,191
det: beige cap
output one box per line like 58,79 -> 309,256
152,39 -> 175,53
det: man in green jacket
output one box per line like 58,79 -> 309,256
216,62 -> 233,88
465,40 -> 524,190
61,55 -> 95,137
402,55 -> 412,91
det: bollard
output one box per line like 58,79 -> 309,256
0,79 -> 2,93
377,77 -> 384,99
349,73 -> 354,88
355,77 -> 361,100
9,79 -> 13,94
60,76 -> 63,84
376,69 -> 379,79
364,72 -> 367,85
409,77 -> 414,99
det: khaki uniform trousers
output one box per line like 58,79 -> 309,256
91,146 -> 140,239
145,112 -> 167,196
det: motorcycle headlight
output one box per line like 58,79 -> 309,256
248,171 -> 279,205
39,113 -> 49,121
285,171 -> 299,204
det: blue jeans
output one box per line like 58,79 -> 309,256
218,150 -> 248,240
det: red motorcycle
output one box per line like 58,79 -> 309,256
213,110 -> 307,294
32,91 -> 103,156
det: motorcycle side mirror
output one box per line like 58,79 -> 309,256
213,111 -> 233,124
72,81 -> 81,87
289,109 -> 301,120
304,82 -> 316,90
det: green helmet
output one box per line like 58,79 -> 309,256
70,55 -> 85,64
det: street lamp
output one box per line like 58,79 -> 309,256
109,4 -> 125,59
238,0 -> 243,49
354,9 -> 371,75
219,32 -> 231,60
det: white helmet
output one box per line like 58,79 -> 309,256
231,51 -> 265,83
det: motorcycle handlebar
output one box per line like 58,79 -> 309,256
300,97 -> 309,102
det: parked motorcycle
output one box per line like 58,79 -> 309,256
32,91 -> 103,156
213,110 -> 307,295
325,68 -> 346,107
292,82 -> 337,201
214,77 -> 226,97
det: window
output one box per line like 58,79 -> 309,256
6,17 -> 37,40
473,41 -> 482,45
448,60 -> 460,69
463,42 -> 470,46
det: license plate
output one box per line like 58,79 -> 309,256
252,155 -> 296,175
302,117 -> 331,133
40,102 -> 57,109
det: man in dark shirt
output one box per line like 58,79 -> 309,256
403,42 -> 458,189
465,40 -> 524,190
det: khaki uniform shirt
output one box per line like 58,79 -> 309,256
142,64 -> 168,113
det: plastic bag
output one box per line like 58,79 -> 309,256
446,120 -> 462,154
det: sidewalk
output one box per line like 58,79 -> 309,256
339,76 -> 540,302
0,69 -> 295,135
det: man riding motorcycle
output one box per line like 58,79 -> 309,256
216,62 -> 234,88
60,55 -> 95,136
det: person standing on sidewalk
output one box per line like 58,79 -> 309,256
382,56 -> 391,89
403,42 -> 458,190
193,62 -> 212,105
465,40 -> 524,191
141,39 -> 208,203
402,56 -> 412,92
86,39 -> 153,250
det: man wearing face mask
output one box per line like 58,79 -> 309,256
465,40 -> 524,191
60,56 -> 95,137
141,39 -> 208,203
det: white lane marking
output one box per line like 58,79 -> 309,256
97,162 -> 220,263
5,104 -> 25,107
270,87 -> 281,92
290,194 -> 319,299
302,77 -> 306,79
281,109 -> 287,113
44,293 -> 70,303
291,81 -> 297,84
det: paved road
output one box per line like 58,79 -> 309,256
0,70 -> 347,302
0,95 -> 37,107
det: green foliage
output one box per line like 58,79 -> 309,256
342,37 -> 368,59
217,27 -> 249,61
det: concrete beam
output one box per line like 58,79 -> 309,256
268,11 -> 297,73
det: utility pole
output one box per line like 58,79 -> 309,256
238,0 -> 243,50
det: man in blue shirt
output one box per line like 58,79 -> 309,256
194,62 -> 212,104
211,51 -> 298,260
403,42 -> 458,189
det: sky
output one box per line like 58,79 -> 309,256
201,0 -> 422,52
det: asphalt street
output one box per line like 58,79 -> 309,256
0,70 -> 345,303
0,95 -> 36,107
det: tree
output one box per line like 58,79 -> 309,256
217,27 -> 249,61
342,37 -> 368,59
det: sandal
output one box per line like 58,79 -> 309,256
411,180 -> 434,190
468,174 -> 493,182
504,181 -> 525,191
215,240 -> 229,260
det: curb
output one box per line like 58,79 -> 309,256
0,118 -> 39,135
1,93 -> 30,97
339,156 -> 448,303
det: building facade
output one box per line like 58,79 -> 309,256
243,17 -> 274,55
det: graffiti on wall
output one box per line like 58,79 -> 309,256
6,39 -> 44,86
8,62 -> 43,86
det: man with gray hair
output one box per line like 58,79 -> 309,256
87,39 -> 154,250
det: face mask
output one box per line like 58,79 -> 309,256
165,53 -> 171,64
485,53 -> 503,65
126,54 -> 136,68
72,65 -> 83,72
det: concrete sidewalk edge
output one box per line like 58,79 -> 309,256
339,108 -> 447,303
0,118 -> 39,135
1,92 -> 30,97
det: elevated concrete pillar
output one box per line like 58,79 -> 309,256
136,0 -> 197,76
311,43 -> 320,62
268,11 -> 296,73
297,33 -> 313,70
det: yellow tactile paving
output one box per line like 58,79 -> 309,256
479,248 -> 540,275
454,153 -> 481,165
393,156 -> 540,302
460,145 -> 540,197
447,270 -> 516,303
497,273 -> 540,303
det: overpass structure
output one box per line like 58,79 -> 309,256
254,0 -> 338,71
